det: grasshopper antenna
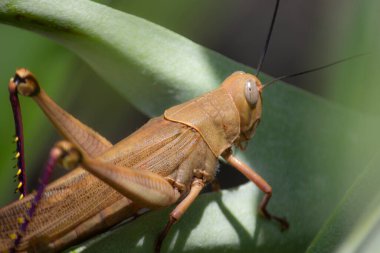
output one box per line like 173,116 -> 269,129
256,0 -> 281,77
262,53 -> 370,89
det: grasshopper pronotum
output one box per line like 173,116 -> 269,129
0,0 -> 367,252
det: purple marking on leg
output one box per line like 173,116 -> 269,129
9,81 -> 27,196
12,148 -> 59,251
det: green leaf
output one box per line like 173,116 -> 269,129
0,0 -> 253,116
0,1 -> 379,253
307,153 -> 380,253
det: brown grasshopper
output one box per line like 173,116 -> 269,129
1,0 -> 361,251
1,64 -> 289,252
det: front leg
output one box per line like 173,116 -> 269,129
156,178 -> 205,253
223,152 -> 289,230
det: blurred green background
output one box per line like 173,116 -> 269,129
0,0 -> 379,252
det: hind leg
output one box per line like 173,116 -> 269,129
8,68 -> 113,197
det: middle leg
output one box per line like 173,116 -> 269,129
155,178 -> 205,253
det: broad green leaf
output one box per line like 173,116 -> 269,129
0,1 -> 379,253
0,0 -> 253,116
306,1 -> 380,252
306,153 -> 380,253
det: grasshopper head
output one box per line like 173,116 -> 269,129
221,71 -> 263,148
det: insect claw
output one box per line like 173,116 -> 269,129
272,215 -> 289,231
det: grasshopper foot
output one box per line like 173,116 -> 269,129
260,210 -> 289,231
272,215 -> 289,231
155,217 -> 176,253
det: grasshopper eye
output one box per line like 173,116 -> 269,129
244,79 -> 259,107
